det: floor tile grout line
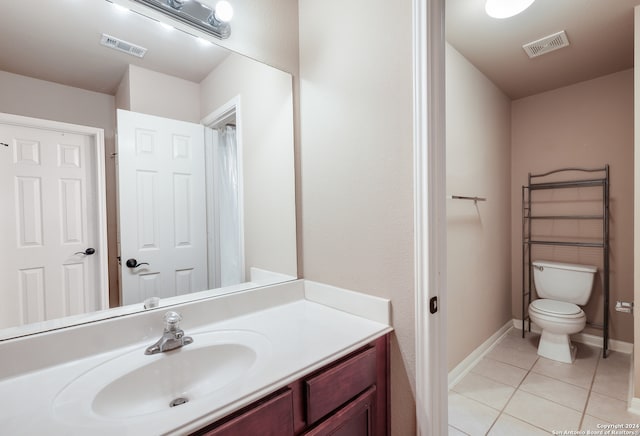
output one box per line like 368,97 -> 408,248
486,357 -> 552,435
453,369 -> 523,393
510,343 -> 601,431
449,330 -> 543,434
518,370 -> 593,413
578,346 -> 603,431
448,392 -> 503,435
483,339 -> 541,435
488,336 -> 568,429
448,423 -> 471,435
529,362 -> 599,390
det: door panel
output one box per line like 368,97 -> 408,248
0,122 -> 103,329
117,110 -> 207,305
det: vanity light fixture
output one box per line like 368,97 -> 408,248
485,0 -> 535,19
131,0 -> 233,39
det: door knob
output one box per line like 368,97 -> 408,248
74,248 -> 96,256
126,258 -> 150,268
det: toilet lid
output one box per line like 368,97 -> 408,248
530,299 -> 582,316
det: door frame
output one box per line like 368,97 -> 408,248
413,0 -> 448,434
201,96 -> 246,287
0,112 -> 109,310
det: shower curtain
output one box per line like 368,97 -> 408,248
216,124 -> 243,286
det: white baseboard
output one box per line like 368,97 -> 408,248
448,321 -> 512,389
512,318 -> 633,354
512,318 -> 541,334
629,397 -> 640,416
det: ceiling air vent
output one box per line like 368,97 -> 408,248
100,34 -> 147,58
522,30 -> 570,58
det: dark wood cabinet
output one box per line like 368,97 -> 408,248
191,334 -> 388,436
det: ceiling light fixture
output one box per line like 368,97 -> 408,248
485,0 -> 535,19
131,0 -> 233,39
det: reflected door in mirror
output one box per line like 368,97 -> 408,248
117,110 -> 208,305
0,121 -> 107,329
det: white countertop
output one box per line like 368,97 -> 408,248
0,280 -> 392,435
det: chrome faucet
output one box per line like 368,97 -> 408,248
145,311 -> 193,355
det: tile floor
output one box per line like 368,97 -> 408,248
449,328 -> 640,435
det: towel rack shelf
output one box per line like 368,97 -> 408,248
528,215 -> 604,220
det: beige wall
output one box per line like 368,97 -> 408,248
298,0 -> 415,434
511,69 -> 634,343
446,45 -> 513,370
209,0 -> 299,76
0,70 -> 120,306
200,54 -> 297,279
115,67 -> 131,113
122,65 -> 201,123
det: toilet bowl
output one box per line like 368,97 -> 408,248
528,260 -> 597,364
528,299 -> 586,363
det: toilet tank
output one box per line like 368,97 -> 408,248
532,260 -> 597,305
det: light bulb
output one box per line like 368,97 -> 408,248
214,1 -> 234,22
485,0 -> 535,19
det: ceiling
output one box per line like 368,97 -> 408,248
2,1 -> 636,101
0,0 -> 231,95
446,0 -> 640,99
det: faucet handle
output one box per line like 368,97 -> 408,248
164,311 -> 182,331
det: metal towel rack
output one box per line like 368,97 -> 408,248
521,165 -> 610,357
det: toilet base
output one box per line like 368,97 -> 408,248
537,330 -> 576,363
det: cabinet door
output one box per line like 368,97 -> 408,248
304,387 -> 376,436
196,389 -> 294,436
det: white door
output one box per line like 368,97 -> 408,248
0,122 -> 104,329
117,110 -> 208,305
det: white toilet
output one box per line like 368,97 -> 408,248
528,260 -> 597,363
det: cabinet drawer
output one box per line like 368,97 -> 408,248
196,389 -> 294,436
305,347 -> 377,425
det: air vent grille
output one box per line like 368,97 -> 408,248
523,30 -> 570,58
100,34 -> 147,58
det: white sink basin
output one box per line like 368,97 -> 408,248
53,329 -> 271,421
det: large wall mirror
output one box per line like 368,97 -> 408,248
0,0 -> 297,340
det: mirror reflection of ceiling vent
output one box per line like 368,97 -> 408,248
100,34 -> 147,58
523,30 -> 570,58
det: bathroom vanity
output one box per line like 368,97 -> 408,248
0,280 -> 391,435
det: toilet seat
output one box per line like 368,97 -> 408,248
529,299 -> 583,318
